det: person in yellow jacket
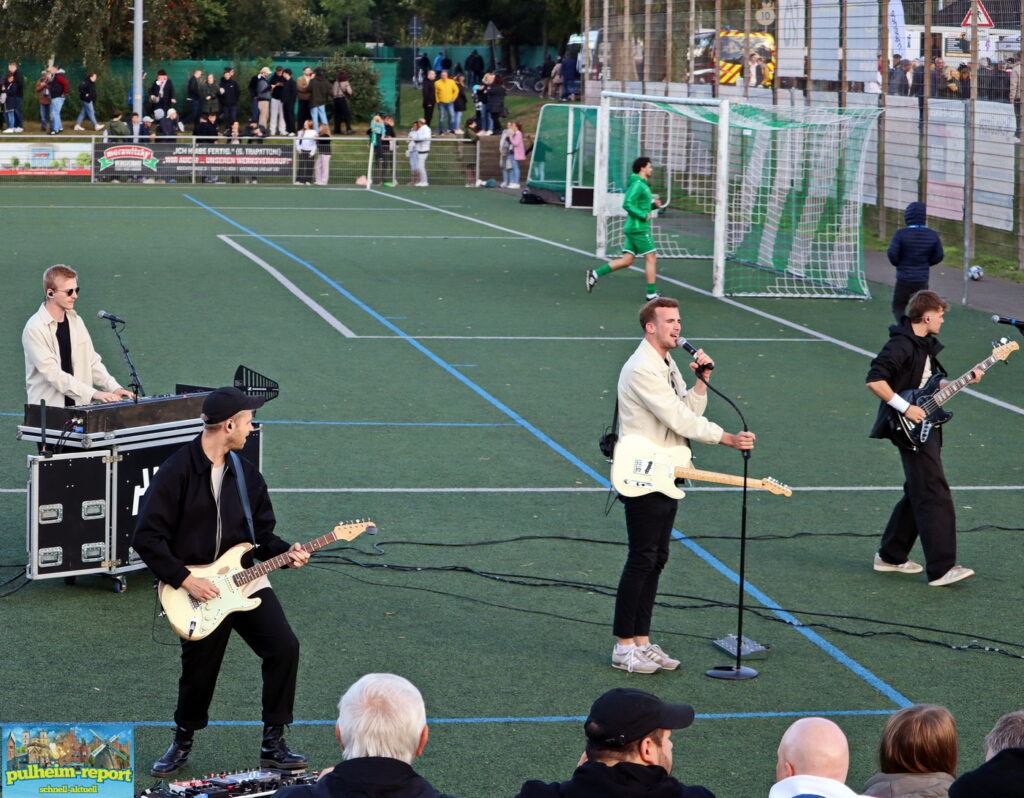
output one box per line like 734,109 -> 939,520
434,70 -> 460,135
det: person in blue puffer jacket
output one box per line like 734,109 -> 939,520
887,201 -> 944,321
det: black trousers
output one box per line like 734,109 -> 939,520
174,588 -> 299,731
422,103 -> 434,126
891,279 -> 928,322
613,492 -> 678,639
332,97 -> 351,133
878,433 -> 957,582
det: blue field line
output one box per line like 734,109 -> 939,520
185,193 -> 607,487
670,531 -> 911,708
105,709 -> 897,728
186,193 -> 909,709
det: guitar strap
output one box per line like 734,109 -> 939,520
229,451 -> 257,545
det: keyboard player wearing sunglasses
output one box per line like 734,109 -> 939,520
22,264 -> 134,408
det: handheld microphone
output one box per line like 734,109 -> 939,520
677,337 -> 714,371
992,315 -> 1024,329
97,310 -> 127,324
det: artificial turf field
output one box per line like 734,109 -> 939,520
0,184 -> 1022,797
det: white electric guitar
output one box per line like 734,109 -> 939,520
159,519 -> 376,640
610,435 -> 791,500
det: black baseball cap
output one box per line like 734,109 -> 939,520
202,386 -> 264,424
584,688 -> 695,747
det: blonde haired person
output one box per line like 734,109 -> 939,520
314,123 -> 332,185
23,265 -> 133,407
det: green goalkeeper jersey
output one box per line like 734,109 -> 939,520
622,173 -> 655,234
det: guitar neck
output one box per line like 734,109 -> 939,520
932,356 -> 996,406
233,531 -> 338,587
673,466 -> 764,490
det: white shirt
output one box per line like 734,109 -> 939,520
617,338 -> 724,466
770,774 -> 870,798
408,124 -> 432,152
22,303 -> 121,407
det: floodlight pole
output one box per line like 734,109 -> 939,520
132,0 -> 145,119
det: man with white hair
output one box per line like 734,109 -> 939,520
273,673 -> 456,798
770,717 -> 868,798
949,710 -> 1024,797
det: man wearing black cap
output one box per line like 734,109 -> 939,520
133,386 -> 309,777
515,687 -> 715,797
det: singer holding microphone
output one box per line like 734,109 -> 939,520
611,297 -> 755,674
22,265 -> 134,408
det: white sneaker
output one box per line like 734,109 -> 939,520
928,565 -> 975,587
95,124 -> 104,131
15,127 -> 23,133
453,128 -> 462,135
499,181 -> 507,187
74,125 -> 85,131
508,183 -> 520,189
415,181 -> 429,187
2,128 -> 13,134
611,645 -> 660,674
873,553 -> 923,574
642,643 -> 680,670
476,180 -> 486,187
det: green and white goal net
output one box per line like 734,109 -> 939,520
595,92 -> 880,298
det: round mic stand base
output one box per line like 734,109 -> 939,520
705,664 -> 759,680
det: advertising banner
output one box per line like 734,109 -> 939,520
93,142 -> 293,178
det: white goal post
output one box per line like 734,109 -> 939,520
594,91 -> 880,299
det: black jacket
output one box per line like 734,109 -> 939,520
950,748 -> 1024,798
273,757 -> 457,798
422,78 -> 435,107
486,84 -> 506,113
78,79 -> 97,103
220,76 -> 241,106
281,77 -> 297,103
133,435 -> 290,589
866,319 -> 945,441
6,68 -> 23,98
187,75 -> 202,101
516,761 -> 715,798
149,77 -> 175,109
887,202 -> 943,283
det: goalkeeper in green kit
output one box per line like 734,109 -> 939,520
586,156 -> 663,301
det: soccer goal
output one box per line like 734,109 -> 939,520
527,103 -> 599,208
595,92 -> 881,298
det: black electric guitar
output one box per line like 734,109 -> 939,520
889,339 -> 1017,449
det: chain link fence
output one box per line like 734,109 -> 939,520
578,0 -> 1024,283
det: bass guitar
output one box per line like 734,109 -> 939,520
889,339 -> 1018,450
610,434 -> 791,500
159,519 -> 376,640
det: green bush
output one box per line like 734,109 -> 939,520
315,55 -> 384,121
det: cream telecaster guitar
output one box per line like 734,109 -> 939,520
159,519 -> 376,640
611,435 -> 791,500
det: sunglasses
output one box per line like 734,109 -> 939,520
54,287 -> 80,296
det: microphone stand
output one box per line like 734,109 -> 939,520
692,365 -> 758,681
107,318 -> 145,402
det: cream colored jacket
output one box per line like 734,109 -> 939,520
617,338 -> 724,465
23,303 -> 122,406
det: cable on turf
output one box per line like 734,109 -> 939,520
306,545 -> 1024,660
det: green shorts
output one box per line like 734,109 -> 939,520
622,230 -> 656,256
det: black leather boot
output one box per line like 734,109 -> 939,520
259,725 -> 306,770
151,727 -> 193,777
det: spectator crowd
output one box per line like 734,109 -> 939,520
261,675 -> 1024,798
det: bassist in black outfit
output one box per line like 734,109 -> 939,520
866,290 -> 979,587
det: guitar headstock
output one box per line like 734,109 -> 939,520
332,519 -> 378,541
992,338 -> 1020,362
763,477 -> 793,497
